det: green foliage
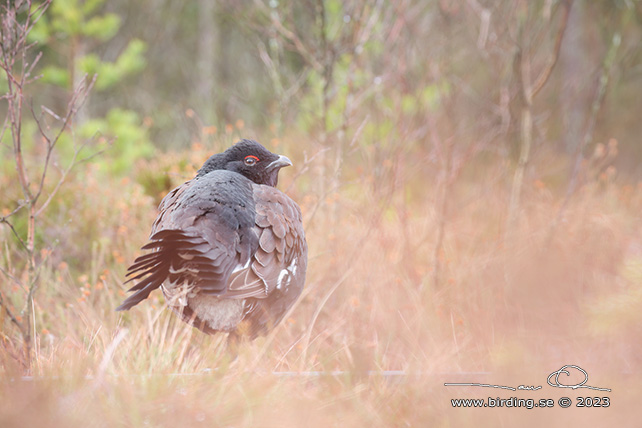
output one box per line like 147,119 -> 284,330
27,11 -> 50,44
40,65 -> 70,87
83,12 -> 120,40
29,0 -> 151,176
78,39 -> 147,91
34,0 -> 147,91
38,0 -> 121,39
295,71 -> 324,133
323,0 -> 345,42
80,108 -> 154,175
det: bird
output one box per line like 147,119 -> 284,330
116,139 -> 307,341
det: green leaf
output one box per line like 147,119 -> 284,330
77,40 -> 146,91
28,14 -> 50,44
77,53 -> 101,75
114,39 -> 147,75
83,13 -> 121,41
78,108 -> 154,175
51,0 -> 83,36
401,95 -> 417,115
40,65 -> 70,88
82,0 -> 106,15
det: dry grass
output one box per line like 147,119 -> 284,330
1,141 -> 641,427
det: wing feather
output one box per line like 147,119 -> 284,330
221,184 -> 307,338
117,171 -> 258,311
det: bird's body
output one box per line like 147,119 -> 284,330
117,140 -> 307,339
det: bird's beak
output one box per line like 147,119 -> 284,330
268,155 -> 292,170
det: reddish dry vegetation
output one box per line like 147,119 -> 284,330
2,0 -> 641,425
1,141 -> 641,427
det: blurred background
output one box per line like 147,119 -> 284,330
1,0 -> 641,426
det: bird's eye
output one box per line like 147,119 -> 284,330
244,155 -> 259,166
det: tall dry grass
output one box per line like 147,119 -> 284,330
1,139 -> 641,427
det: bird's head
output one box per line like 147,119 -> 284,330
197,139 -> 292,187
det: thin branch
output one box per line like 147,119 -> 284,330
0,217 -> 29,253
0,289 -> 27,338
24,50 -> 42,81
298,218 -> 379,370
0,264 -> 28,293
285,146 -> 330,194
0,203 -> 26,220
432,143 -> 453,290
256,0 -> 323,71
0,112 -> 10,143
547,31 -> 621,242
348,114 -> 370,148
32,74 -> 97,208
34,141 -> 102,218
530,0 -> 572,99
0,0 -> 58,372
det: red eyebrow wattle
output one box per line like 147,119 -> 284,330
245,155 -> 259,161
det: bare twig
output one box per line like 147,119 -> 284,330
32,73 -> 97,207
505,1 -> 571,242
0,196 -> 27,219
431,134 -> 454,291
285,146 -> 330,194
530,0 -> 572,99
547,32 -> 621,242
297,210 -> 384,370
0,289 -> 28,340
0,264 -> 27,293
253,0 -> 323,71
0,111 -> 10,143
0,217 -> 29,253
0,0 -> 95,372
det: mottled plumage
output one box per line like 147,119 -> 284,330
117,139 -> 307,339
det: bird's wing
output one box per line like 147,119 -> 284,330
226,184 -> 307,300
116,171 -> 258,311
